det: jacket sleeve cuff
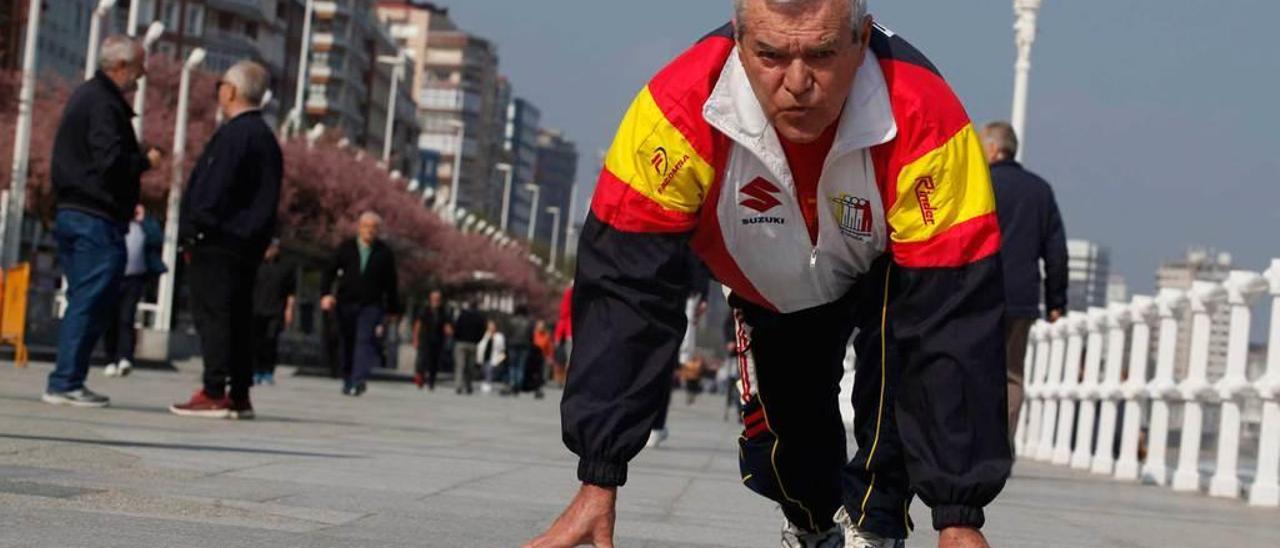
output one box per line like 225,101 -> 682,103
577,459 -> 628,487
931,505 -> 985,531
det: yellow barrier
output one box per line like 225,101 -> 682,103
0,262 -> 30,368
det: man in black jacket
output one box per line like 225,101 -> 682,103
982,121 -> 1069,440
412,289 -> 448,390
449,301 -> 486,395
170,60 -> 282,420
44,35 -> 163,408
319,212 -> 401,396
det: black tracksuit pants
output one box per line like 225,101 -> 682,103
732,287 -> 1008,538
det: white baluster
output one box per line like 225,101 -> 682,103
1116,296 -> 1156,481
1250,259 -> 1280,507
1052,314 -> 1086,466
1144,289 -> 1186,486
1035,321 -> 1068,461
1071,308 -> 1109,470
1172,281 -> 1227,492
1018,322 -> 1039,455
1021,323 -> 1051,458
1208,271 -> 1268,498
1092,304 -> 1131,475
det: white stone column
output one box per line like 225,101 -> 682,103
1144,289 -> 1186,485
1035,321 -> 1068,461
1092,304 -> 1131,475
1208,271 -> 1267,498
1116,296 -> 1156,481
1172,281 -> 1227,492
1250,259 -> 1280,507
1053,314 -> 1087,466
1072,308 -> 1109,470
1021,323 -> 1051,458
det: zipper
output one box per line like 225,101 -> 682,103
809,247 -> 818,269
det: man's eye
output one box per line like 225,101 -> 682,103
757,50 -> 781,60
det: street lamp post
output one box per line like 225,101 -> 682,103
523,184 -> 541,243
545,206 -> 561,269
131,22 -> 166,140
377,51 -> 407,165
1,0 -> 43,267
84,0 -> 118,80
288,0 -> 316,136
126,0 -> 140,35
155,47 -> 206,332
446,120 -> 466,215
564,182 -> 578,268
495,162 -> 514,232
1011,0 -> 1042,161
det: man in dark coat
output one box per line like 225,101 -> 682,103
44,35 -> 162,408
319,212 -> 402,396
982,121 -> 1069,441
170,60 -> 283,420
413,289 -> 448,390
251,238 -> 296,386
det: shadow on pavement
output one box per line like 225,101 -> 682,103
0,433 -> 363,459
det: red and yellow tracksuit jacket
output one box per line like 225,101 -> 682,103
562,23 -> 1009,509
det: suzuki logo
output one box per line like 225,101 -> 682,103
740,178 -> 783,213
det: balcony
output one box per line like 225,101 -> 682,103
312,32 -> 335,52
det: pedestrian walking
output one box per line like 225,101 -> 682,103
319,212 -> 402,397
983,121 -> 1068,446
503,306 -> 533,397
476,319 -> 506,394
44,35 -> 163,408
102,204 -> 166,378
170,60 -> 282,420
251,238 -> 295,386
450,302 -> 486,395
412,289 -> 448,390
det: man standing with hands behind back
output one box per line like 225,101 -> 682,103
170,60 -> 282,420
44,35 -> 163,408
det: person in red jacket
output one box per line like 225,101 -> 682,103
552,283 -> 574,384
529,1 -> 1009,547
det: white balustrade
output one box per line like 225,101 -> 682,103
1250,260 -> 1280,507
1144,288 -> 1186,485
1035,320 -> 1068,461
1052,314 -> 1086,465
1207,271 -> 1268,498
1115,295 -> 1156,481
1071,307 -> 1109,470
1014,324 -> 1038,456
1172,281 -> 1227,492
1021,324 -> 1052,458
1092,304 -> 1131,475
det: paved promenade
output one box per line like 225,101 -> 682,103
0,361 -> 1276,547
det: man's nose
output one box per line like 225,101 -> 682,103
783,59 -> 813,98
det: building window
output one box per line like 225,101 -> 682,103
219,12 -> 233,32
186,5 -> 205,37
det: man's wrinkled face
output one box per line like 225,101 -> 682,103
737,0 -> 871,143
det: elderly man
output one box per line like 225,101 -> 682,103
982,121 -> 1068,445
319,212 -> 401,397
170,60 -> 282,420
44,35 -> 163,408
529,1 -> 1009,547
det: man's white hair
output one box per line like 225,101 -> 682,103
98,34 -> 142,70
223,60 -> 270,105
359,211 -> 384,225
734,0 -> 869,40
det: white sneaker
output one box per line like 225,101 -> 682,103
834,506 -> 905,548
781,517 -> 843,548
116,359 -> 133,377
645,428 -> 668,449
480,382 -> 492,394
103,363 -> 119,377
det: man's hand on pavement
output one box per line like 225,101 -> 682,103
524,484 -> 617,548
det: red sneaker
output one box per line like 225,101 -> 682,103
228,397 -> 254,420
169,390 -> 230,419
414,372 -> 425,389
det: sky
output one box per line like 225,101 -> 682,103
441,0 -> 1280,296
